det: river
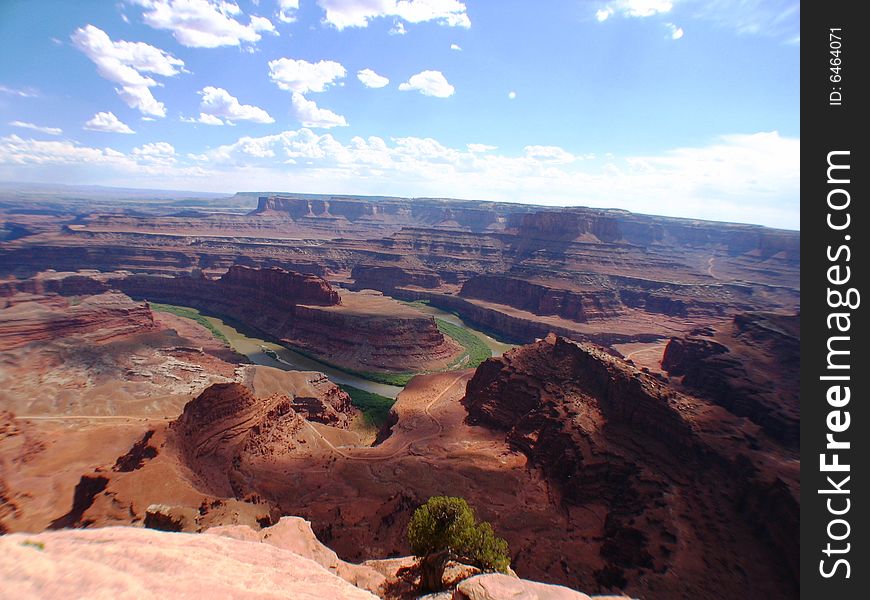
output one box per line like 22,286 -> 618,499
175,303 -> 514,400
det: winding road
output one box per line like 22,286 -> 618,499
302,373 -> 467,461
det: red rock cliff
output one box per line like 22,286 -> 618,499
462,334 -> 799,599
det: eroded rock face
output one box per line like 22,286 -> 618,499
462,334 -> 799,600
219,265 -> 341,306
0,526 -> 380,600
661,312 -> 799,447
172,377 -> 357,496
0,292 -> 155,351
460,276 -> 623,323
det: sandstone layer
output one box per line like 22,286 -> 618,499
0,195 -> 799,350
0,526 -> 380,600
0,268 -> 460,373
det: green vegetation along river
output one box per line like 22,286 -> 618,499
153,302 -> 514,400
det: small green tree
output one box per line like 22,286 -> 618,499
407,496 -> 510,591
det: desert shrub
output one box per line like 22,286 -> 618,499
407,496 -> 510,591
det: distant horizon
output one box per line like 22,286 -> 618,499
1,1 -> 799,230
0,179 -> 800,231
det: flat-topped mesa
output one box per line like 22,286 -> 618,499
219,265 -> 340,307
509,207 -> 800,258
251,195 -> 527,232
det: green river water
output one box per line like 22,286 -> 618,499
176,303 -> 514,400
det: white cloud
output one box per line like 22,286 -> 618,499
0,85 -> 40,98
132,141 -> 176,165
198,113 -> 225,125
71,24 -> 184,117
277,0 -> 299,22
0,129 -> 800,229
8,121 -> 63,136
389,21 -> 406,35
595,0 -> 798,41
467,143 -> 496,153
597,0 -> 673,19
268,57 -> 347,93
450,43 -> 461,50
596,8 -> 613,21
317,0 -> 470,30
507,91 -> 516,100
398,70 -> 454,98
198,86 -> 274,123
131,0 -> 276,48
0,135 -> 134,166
524,145 -> 576,164
666,22 -> 684,39
357,68 -> 390,88
291,93 -> 348,128
83,111 -> 136,134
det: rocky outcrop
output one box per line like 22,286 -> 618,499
462,334 -> 799,599
0,291 -> 156,351
207,517 -> 387,595
172,378 -> 357,495
454,574 -> 631,600
662,312 -> 800,447
219,264 -> 340,306
460,276 -> 623,323
0,526 -> 380,599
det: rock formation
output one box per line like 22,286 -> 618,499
0,526 -> 380,599
661,311 -> 800,447
462,334 -> 799,599
0,291 -> 155,351
0,268 -> 461,372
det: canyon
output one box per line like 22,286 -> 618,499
0,190 -> 799,599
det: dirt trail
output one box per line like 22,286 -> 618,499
303,373 -> 467,461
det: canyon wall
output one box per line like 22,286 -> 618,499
462,334 -> 799,599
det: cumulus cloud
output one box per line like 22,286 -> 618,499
71,24 -> 184,117
130,0 -> 276,48
666,22 -> 684,39
131,141 -> 176,165
269,58 -> 347,93
389,21 -> 406,35
84,111 -> 136,134
357,68 -> 390,88
197,113 -> 226,125
317,0 -> 470,30
398,70 -> 454,98
450,43 -> 461,50
198,86 -> 274,123
524,145 -> 576,164
8,121 -> 63,136
291,93 -> 348,128
277,0 -> 299,23
467,143 -> 496,153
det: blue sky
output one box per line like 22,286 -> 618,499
0,1 -> 800,228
